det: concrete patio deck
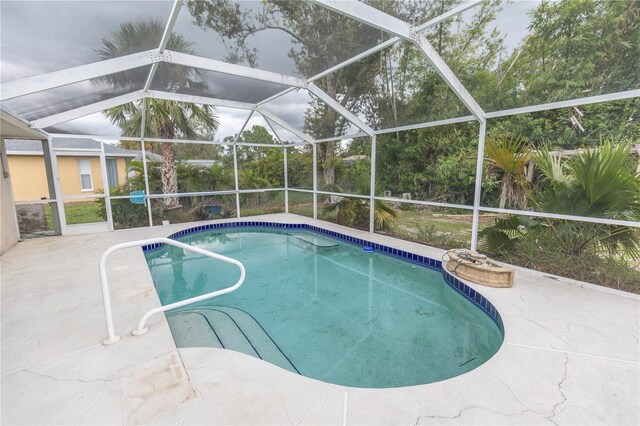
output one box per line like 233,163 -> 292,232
1,213 -> 638,425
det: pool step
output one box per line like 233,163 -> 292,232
287,232 -> 338,248
166,306 -> 299,374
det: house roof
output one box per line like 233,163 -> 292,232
1,109 -> 48,140
5,137 -> 136,157
132,150 -> 163,162
342,155 -> 368,164
184,159 -> 219,168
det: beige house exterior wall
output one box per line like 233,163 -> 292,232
6,155 -> 49,201
7,155 -> 128,202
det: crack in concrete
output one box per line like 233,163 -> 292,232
124,379 -> 157,425
413,406 -> 540,425
546,354 -> 569,425
22,368 -> 117,385
179,380 -> 204,425
516,306 -> 579,352
583,309 -> 639,344
72,381 -> 106,421
493,375 -> 529,410
294,388 -> 329,425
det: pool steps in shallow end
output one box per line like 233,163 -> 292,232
167,306 -> 299,374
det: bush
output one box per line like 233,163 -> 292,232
490,239 -> 640,294
97,186 -> 149,229
395,224 -> 469,251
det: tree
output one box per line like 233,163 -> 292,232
532,140 -> 640,257
484,134 -> 532,209
322,178 -> 397,231
375,122 -> 480,204
487,0 -> 639,149
233,125 -> 277,163
185,0 -> 451,186
510,0 -> 639,105
97,20 -> 219,210
481,140 -> 640,259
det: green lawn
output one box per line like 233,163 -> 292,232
393,209 -> 490,238
44,202 -> 104,227
286,201 -> 492,249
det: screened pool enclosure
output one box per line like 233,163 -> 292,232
1,0 -> 638,252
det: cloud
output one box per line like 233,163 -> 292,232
215,108 -> 254,141
46,113 -> 121,137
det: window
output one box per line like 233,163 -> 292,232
106,158 -> 118,189
78,159 -> 93,191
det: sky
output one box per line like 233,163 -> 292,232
1,0 -> 539,142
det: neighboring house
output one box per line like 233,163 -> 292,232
184,159 -> 220,168
5,138 -> 136,202
128,151 -> 220,178
342,155 -> 368,165
132,150 -> 163,162
132,151 -> 219,168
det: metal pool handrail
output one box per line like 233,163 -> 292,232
99,237 -> 246,345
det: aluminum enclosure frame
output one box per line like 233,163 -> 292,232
0,0 -> 638,252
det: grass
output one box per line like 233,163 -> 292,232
287,201 -> 491,249
385,208 -> 490,250
289,203 -> 314,218
393,209 -> 491,239
240,205 -> 286,216
490,241 -> 640,294
44,202 -> 104,227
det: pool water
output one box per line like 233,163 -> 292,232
144,227 -> 503,388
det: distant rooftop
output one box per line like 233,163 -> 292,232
132,150 -> 163,162
5,138 -> 136,157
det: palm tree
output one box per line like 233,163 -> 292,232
533,140 -> 640,258
239,169 -> 271,207
484,134 -> 532,209
322,178 -> 397,231
97,20 -> 218,210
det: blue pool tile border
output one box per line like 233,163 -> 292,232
142,221 -> 503,334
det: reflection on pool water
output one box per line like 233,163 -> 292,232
144,227 -> 503,388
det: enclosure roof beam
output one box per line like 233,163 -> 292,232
255,107 -> 316,144
412,35 -> 485,120
165,51 -> 308,88
144,0 -> 184,91
258,1 -> 482,105
232,110 -> 255,145
159,0 -> 183,53
2,50 -> 308,103
30,91 -> 146,129
312,0 -> 414,37
375,115 -> 477,135
29,90 -> 256,128
263,116 -> 285,146
416,1 -> 484,32
255,87 -> 297,107
485,89 -> 640,119
146,90 -> 256,110
307,83 -> 375,136
0,50 -> 157,101
310,0 -> 485,120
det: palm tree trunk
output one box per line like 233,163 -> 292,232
499,176 -> 509,209
317,74 -> 338,187
161,142 -> 180,209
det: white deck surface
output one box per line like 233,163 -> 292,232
1,213 -> 638,425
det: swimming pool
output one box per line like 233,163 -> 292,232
143,222 -> 504,388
